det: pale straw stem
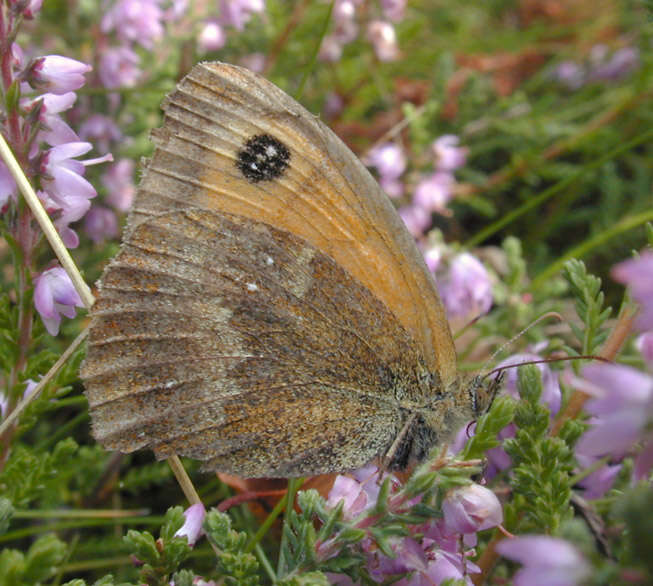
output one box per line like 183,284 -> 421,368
0,327 -> 88,437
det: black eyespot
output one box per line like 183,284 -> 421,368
236,134 -> 291,183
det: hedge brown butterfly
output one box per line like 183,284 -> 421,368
80,62 -> 479,477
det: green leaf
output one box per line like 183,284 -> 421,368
123,530 -> 159,565
160,506 -> 185,542
170,569 -> 195,586
517,364 -> 543,405
0,497 -> 13,535
0,548 -> 26,585
562,259 -> 611,355
277,571 -> 329,586
23,534 -> 67,583
204,510 -> 260,584
5,80 -> 20,113
403,470 -> 437,498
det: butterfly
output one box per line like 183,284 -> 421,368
80,62 -> 481,478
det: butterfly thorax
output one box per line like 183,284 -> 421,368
387,363 -> 479,470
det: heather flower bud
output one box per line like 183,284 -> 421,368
174,503 -> 206,546
32,55 -> 92,94
442,483 -> 503,534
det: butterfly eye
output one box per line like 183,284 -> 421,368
236,134 -> 291,183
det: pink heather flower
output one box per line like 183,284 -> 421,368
101,0 -> 165,49
36,189 -> 60,217
0,162 -> 17,209
323,92 -> 344,119
484,427 -> 515,478
326,465 -> 483,585
319,36 -> 344,62
380,177 -> 404,198
23,379 -> 38,399
399,204 -> 430,238
413,172 -> 454,212
326,465 -> 392,520
633,433 -> 653,482
636,331 -> 653,365
366,142 -> 406,183
42,142 -> 98,203
350,464 -> 391,502
442,484 -> 503,535
575,452 -> 621,499
332,0 -> 358,43
79,115 -> 122,154
439,252 -> 493,319
381,0 -> 406,22
589,47 -> 639,81
368,537 -> 427,583
41,142 -> 112,247
198,21 -> 226,52
164,0 -> 187,21
422,245 -> 442,273
0,379 -> 37,417
368,537 -> 475,586
496,536 -> 590,586
102,158 -> 135,211
432,135 -> 468,172
367,21 -> 399,62
99,47 -> 141,89
238,53 -> 266,74
84,206 -> 118,243
219,0 -> 265,30
174,503 -> 206,546
10,42 -> 25,72
34,267 -> 84,335
33,92 -> 79,147
326,475 -> 371,520
612,251 -> 653,331
553,61 -> 585,89
589,44 -> 609,65
421,550 -> 479,585
570,363 -> 653,489
573,363 -> 653,459
32,56 -> 92,94
23,0 -> 43,18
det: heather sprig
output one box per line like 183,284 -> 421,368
502,365 -> 578,534
562,259 -> 612,356
204,509 -> 260,585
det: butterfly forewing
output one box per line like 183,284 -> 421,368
129,62 -> 456,383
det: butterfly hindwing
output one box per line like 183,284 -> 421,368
81,208 -> 429,476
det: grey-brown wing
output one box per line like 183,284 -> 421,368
81,208 -> 426,477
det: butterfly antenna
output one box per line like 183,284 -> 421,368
483,354 -> 611,381
478,311 -> 563,377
